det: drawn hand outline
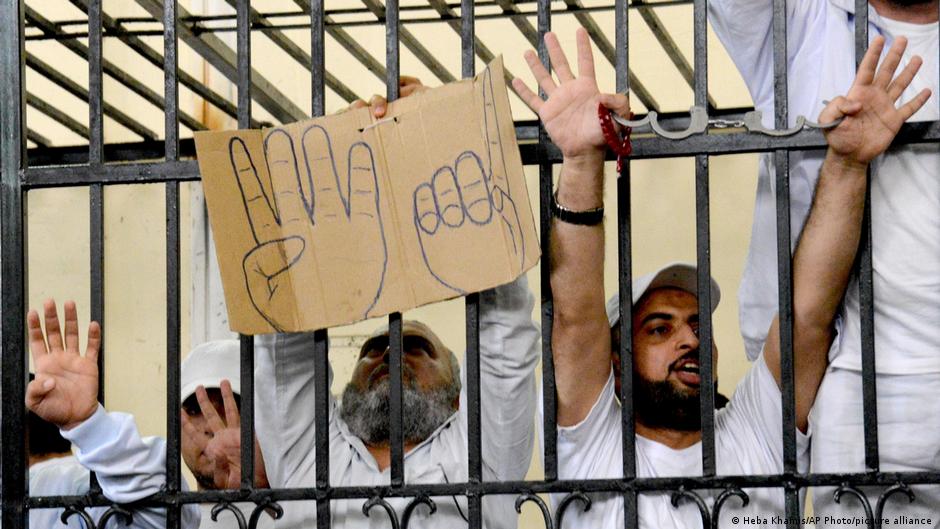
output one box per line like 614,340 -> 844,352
230,123 -> 387,332
413,65 -> 526,294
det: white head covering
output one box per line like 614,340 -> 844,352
605,262 -> 721,328
180,340 -> 241,402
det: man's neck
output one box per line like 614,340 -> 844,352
869,0 -> 939,23
366,442 -> 419,471
28,451 -> 71,468
635,422 -> 702,450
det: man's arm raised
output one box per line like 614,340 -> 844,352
762,36 -> 931,432
513,29 -> 629,427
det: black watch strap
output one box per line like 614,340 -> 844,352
550,191 -> 604,226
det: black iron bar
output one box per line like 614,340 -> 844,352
26,129 -> 52,148
537,0 -> 558,484
854,0 -> 880,474
25,93 -> 90,140
771,0 -> 800,527
615,0 -> 639,525
294,0 -> 388,84
0,0 -> 27,527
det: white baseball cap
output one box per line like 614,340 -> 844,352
605,262 -> 721,328
180,340 -> 241,402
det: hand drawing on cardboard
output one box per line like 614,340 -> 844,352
413,66 -> 525,294
195,57 -> 539,334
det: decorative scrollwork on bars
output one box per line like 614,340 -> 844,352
554,491 -> 592,529
96,504 -> 133,528
211,501 -> 248,529
874,483 -> 916,529
249,498 -> 285,529
362,496 -> 401,529
401,494 -> 437,529
60,505 -> 96,529
711,487 -> 750,529
833,483 -> 876,529
514,493 -> 554,529
670,487 -> 711,528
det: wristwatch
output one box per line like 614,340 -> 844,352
550,190 -> 604,226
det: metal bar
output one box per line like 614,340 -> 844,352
237,0 -> 251,130
0,0 -> 27,527
615,0 -> 638,526
294,0 -> 387,84
32,468 -> 940,508
25,53 -> 157,141
25,92 -> 90,140
386,0 -> 405,488
361,0 -> 456,84
222,0 -> 358,104
66,0 -> 260,130
560,0 -> 660,112
24,160 -> 201,188
537,0 -> 557,484
691,0 -> 716,478
165,0 -> 180,162
26,128 -> 52,148
771,1 -> 799,525
309,0 -> 326,117
494,0 -> 540,47
854,0 -> 880,474
132,0 -> 305,124
89,0 -> 103,164
23,6 -> 206,133
462,2 -> 483,527
630,0 -> 717,109
314,329 -> 331,529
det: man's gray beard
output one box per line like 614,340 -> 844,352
340,377 -> 459,445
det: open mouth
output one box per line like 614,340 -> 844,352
671,357 -> 701,386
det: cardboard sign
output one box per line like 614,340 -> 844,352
194,57 -> 539,334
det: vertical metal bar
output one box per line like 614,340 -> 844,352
314,329 -> 331,528
237,0 -> 251,129
308,1 -> 331,526
239,335 -> 255,488
164,3 -> 181,527
854,0 -> 880,474
461,2 -> 483,527
88,0 -> 103,165
614,1 -> 638,526
0,1 -> 27,528
385,0 -> 404,487
771,1 -> 800,525
536,0 -> 557,484
691,0 -> 716,478
235,0 -> 257,490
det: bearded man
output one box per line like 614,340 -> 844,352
253,275 -> 539,528
512,28 -> 928,527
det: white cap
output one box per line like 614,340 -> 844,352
180,340 -> 241,402
605,262 -> 721,328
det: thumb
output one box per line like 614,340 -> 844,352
819,96 -> 858,123
599,93 -> 631,119
25,376 -> 56,411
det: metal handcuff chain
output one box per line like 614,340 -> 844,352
601,104 -> 845,144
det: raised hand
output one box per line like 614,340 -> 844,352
512,29 -> 630,161
413,64 -> 526,293
26,300 -> 100,431
232,122 -> 387,331
821,36 -> 932,165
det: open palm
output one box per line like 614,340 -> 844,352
513,29 -> 630,160
26,300 -> 100,431
823,36 -> 932,164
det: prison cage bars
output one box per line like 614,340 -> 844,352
4,1 -> 940,529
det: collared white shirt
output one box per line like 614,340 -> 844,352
254,276 -> 540,529
709,0 -> 940,373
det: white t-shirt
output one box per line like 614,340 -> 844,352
554,355 -> 809,528
709,0 -> 940,373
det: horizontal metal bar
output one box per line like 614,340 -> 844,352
23,160 -> 199,188
26,469 -> 940,510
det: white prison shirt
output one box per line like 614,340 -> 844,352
551,355 -> 809,529
254,275 -> 540,529
25,406 -> 200,529
709,0 -> 940,373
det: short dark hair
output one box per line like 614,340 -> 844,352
27,374 -> 71,456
